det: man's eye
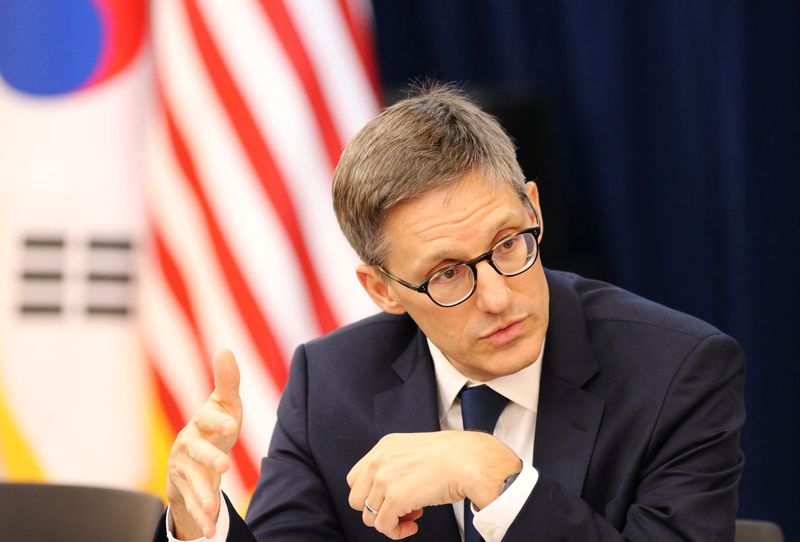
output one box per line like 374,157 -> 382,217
432,265 -> 466,284
498,236 -> 518,252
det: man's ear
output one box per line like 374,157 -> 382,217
356,264 -> 407,314
525,180 -> 543,242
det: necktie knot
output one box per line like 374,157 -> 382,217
459,385 -> 508,434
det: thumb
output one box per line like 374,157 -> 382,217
210,349 -> 241,408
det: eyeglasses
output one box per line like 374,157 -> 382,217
379,211 -> 541,308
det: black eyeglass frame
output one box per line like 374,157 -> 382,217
379,206 -> 542,308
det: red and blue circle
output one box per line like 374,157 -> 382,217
0,0 -> 146,96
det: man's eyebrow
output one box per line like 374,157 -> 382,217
413,217 -> 522,275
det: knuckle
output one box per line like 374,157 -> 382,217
173,437 -> 190,456
174,457 -> 192,479
167,459 -> 180,479
383,487 -> 398,505
366,458 -> 382,477
373,471 -> 391,490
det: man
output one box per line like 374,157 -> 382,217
156,85 -> 745,541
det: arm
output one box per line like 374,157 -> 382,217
504,332 -> 746,541
243,344 -> 348,541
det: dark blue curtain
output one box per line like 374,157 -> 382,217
372,0 -> 800,537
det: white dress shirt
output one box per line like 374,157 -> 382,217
428,339 -> 542,542
167,339 -> 543,542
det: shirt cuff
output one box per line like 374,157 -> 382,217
166,491 -> 230,542
472,461 -> 538,542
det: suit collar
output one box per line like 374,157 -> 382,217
541,269 -> 600,387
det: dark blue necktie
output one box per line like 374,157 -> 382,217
459,385 -> 508,542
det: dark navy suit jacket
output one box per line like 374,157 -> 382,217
155,269 -> 745,541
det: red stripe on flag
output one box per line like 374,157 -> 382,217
182,0 -> 339,335
155,229 -> 202,342
153,223 -> 261,488
230,440 -> 259,492
258,0 -> 344,169
150,356 -> 185,435
161,105 -> 289,391
336,0 -> 381,103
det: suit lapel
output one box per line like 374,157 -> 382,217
533,270 -> 605,496
374,327 -> 461,541
534,372 -> 604,496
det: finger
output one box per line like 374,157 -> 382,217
186,437 -> 230,473
173,466 -> 216,537
373,499 -> 400,537
347,434 -> 395,487
346,458 -> 365,488
210,349 -> 240,408
194,406 -> 237,436
386,520 -> 420,540
173,459 -> 219,512
361,485 -> 386,527
400,509 -> 423,522
347,460 -> 376,511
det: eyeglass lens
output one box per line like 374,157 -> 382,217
427,231 -> 537,306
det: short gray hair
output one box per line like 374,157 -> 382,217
332,83 -> 527,266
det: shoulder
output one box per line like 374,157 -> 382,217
305,311 -> 419,355
547,268 -> 723,342
296,311 -> 422,382
544,269 -> 744,394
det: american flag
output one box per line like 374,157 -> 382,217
141,0 -> 380,505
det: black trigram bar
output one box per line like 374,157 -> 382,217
85,305 -> 130,316
88,238 -> 133,250
23,236 -> 65,248
19,304 -> 62,314
86,272 -> 132,283
21,271 -> 64,281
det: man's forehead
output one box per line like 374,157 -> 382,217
384,198 -> 527,274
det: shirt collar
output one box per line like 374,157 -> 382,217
427,337 -> 544,417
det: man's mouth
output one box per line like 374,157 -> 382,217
480,318 -> 525,346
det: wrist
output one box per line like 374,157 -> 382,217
466,434 -> 522,510
169,503 -> 205,540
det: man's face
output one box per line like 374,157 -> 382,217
358,171 -> 549,381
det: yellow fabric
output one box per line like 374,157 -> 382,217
142,381 -> 173,501
0,375 -> 45,480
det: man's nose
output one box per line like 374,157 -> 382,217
473,260 -> 511,314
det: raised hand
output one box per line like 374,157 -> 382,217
166,349 -> 243,539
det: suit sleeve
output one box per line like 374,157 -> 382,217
503,332 -> 746,541
151,493 -> 253,542
243,344 -> 348,541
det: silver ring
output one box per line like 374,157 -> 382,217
364,499 -> 380,515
